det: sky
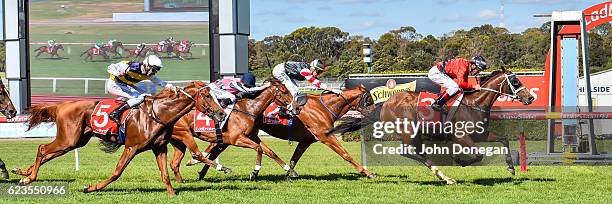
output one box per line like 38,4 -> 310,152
250,0 -> 606,40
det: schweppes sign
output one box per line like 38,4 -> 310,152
370,79 -> 416,104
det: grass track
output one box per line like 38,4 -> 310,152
0,138 -> 610,203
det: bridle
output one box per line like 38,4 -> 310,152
269,81 -> 296,114
319,88 -> 366,120
479,73 -> 526,100
147,85 -> 223,126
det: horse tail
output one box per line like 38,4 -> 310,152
327,103 -> 383,135
26,104 -> 58,131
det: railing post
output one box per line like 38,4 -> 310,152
105,80 -> 109,94
84,79 -> 89,94
52,79 -> 57,93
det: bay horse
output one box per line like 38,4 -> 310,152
329,69 -> 534,184
187,84 -> 377,180
12,82 -> 225,196
0,80 -> 18,180
171,40 -> 194,60
167,79 -> 300,182
103,41 -> 125,58
34,44 -> 64,59
151,41 -> 176,58
80,47 -> 110,61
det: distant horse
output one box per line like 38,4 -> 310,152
80,47 -> 110,61
151,41 -> 177,58
0,80 -> 18,180
103,41 -> 125,58
34,44 -> 64,59
125,46 -> 150,58
13,82 -> 225,196
172,40 -> 194,60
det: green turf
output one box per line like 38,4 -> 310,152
0,138 -> 610,203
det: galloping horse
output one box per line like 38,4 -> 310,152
186,84 -> 377,180
151,41 -> 176,58
0,80 -> 18,180
125,46 -> 150,58
13,82 -> 225,196
168,79 -> 299,182
171,40 -> 194,60
34,44 -> 64,59
103,41 -> 125,58
329,69 -> 534,184
80,47 -> 109,61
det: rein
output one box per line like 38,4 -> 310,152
319,92 -> 355,120
459,73 -> 526,112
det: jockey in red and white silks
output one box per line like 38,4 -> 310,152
427,55 -> 487,111
272,59 -> 341,104
207,73 -> 269,127
106,55 -> 173,124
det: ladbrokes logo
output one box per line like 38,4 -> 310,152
370,80 -> 416,104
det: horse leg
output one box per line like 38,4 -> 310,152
451,136 -> 484,167
318,135 -> 375,178
35,51 -> 41,58
287,142 -> 313,178
249,137 -> 291,181
179,136 -> 232,174
83,146 -> 139,193
169,140 -> 187,183
16,133 -> 91,185
197,144 -> 228,180
153,145 -> 175,196
494,132 -> 516,175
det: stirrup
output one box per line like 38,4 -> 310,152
431,104 -> 447,113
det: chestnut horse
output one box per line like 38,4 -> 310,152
185,84 -> 377,180
126,46 -> 150,58
0,80 -> 18,180
13,82 -> 225,196
168,79 -> 299,182
171,41 -> 194,60
329,69 -> 535,184
80,47 -> 109,61
34,44 -> 64,59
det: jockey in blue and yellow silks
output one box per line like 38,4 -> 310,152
105,55 -> 173,124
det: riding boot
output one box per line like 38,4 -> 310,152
431,92 -> 452,112
109,103 -> 130,125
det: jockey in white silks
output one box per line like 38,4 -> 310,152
106,55 -> 174,124
207,73 -> 269,128
272,59 -> 341,106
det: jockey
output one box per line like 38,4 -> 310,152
47,39 -> 56,47
207,73 -> 269,127
94,42 -> 104,50
428,55 -> 487,111
106,55 -> 174,124
137,43 -> 146,51
107,39 -> 116,47
272,59 -> 341,105
159,37 -> 174,51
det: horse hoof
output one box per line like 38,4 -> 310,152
367,173 -> 377,179
11,168 -> 21,175
508,168 -> 516,176
186,159 -> 200,166
18,178 -> 31,186
223,167 -> 232,174
288,169 -> 299,178
249,172 -> 259,181
446,179 -> 457,185
1,171 -> 9,180
82,186 -> 90,193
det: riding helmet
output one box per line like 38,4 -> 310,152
310,59 -> 326,71
471,55 -> 487,70
144,55 -> 163,71
241,73 -> 256,88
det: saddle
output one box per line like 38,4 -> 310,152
91,100 -> 133,144
416,91 -> 463,121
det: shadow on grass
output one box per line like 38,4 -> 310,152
182,173 -> 364,183
0,178 -> 76,184
469,177 -> 556,186
91,184 -> 269,195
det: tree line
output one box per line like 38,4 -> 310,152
248,23 -> 612,79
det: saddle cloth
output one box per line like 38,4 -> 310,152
91,100 -> 132,136
263,103 -> 292,125
416,91 -> 463,122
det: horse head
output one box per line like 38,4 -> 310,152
0,80 -> 17,119
265,78 -> 299,116
56,44 -> 64,50
479,68 -> 535,105
190,81 -> 225,123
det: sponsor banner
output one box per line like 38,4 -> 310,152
0,123 -> 56,138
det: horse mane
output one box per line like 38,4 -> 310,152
153,81 -> 206,99
478,70 -> 504,86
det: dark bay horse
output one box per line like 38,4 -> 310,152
34,44 -> 64,59
329,69 -> 534,184
80,47 -> 109,61
168,79 -> 299,182
151,41 -> 176,58
0,80 -> 18,180
104,41 -> 125,58
187,84 -> 377,180
13,82 -> 224,196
